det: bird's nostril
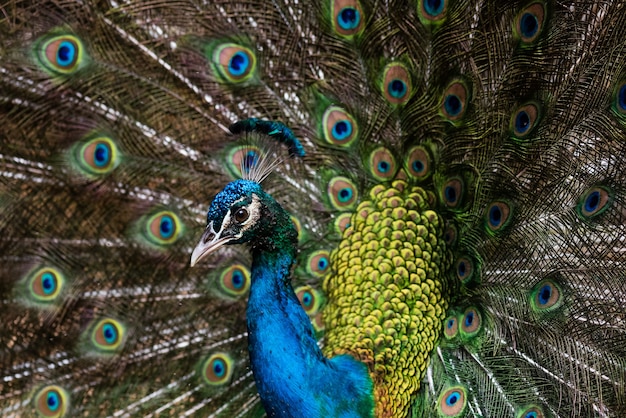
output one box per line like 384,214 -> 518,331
203,232 -> 215,244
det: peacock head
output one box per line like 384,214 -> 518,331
190,179 -> 296,266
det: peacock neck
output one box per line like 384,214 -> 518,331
246,219 -> 374,417
246,232 -> 326,416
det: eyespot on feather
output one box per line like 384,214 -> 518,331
405,146 -> 432,180
516,405 -> 545,418
332,0 -> 365,37
418,0 -> 447,23
34,385 -> 69,417
295,286 -> 323,315
530,279 -> 563,312
437,386 -> 467,417
145,211 -> 183,246
460,307 -> 481,337
576,186 -> 612,219
27,267 -> 65,303
511,103 -> 540,138
211,43 -> 257,83
219,264 -> 251,297
441,178 -> 463,208
202,353 -> 234,386
328,177 -> 358,210
443,315 -> 458,339
368,147 -> 397,181
322,106 -> 358,147
36,34 -> 85,75
90,318 -> 125,352
75,136 -> 120,177
382,63 -> 412,105
306,250 -> 331,277
441,82 -> 469,122
515,2 -> 546,44
227,145 -> 264,179
484,201 -> 513,233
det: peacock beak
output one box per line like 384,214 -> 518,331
190,223 -> 234,267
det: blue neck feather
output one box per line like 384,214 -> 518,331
246,225 -> 374,418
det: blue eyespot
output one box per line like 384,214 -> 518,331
333,120 -> 353,141
219,265 -> 251,297
538,285 -> 552,306
27,267 -> 65,303
515,110 -> 531,134
34,385 -> 69,417
339,188 -> 353,202
212,43 -> 257,83
229,51 -> 249,77
212,359 -> 226,377
406,146 -> 432,180
419,0 -> 447,22
56,41 -> 76,67
159,215 -> 174,239
328,177 -> 358,209
585,190 -> 600,213
37,34 -> 85,75
307,250 -> 331,277
47,391 -> 60,411
489,205 -> 502,226
41,272 -> 56,295
520,12 -> 539,38
144,211 -> 183,247
516,3 -> 545,44
75,136 -> 119,177
457,260 -> 466,278
230,270 -> 244,289
369,147 -> 397,180
485,201 -> 512,233
445,185 -> 457,203
461,307 -> 481,336
382,63 -> 411,105
202,353 -> 234,385
296,286 -> 322,315
323,106 -> 358,147
518,405 -> 545,418
438,386 -> 467,415
446,391 -> 460,406
90,318 -> 125,352
338,7 -> 361,31
93,143 -> 108,167
444,94 -> 462,117
332,0 -> 364,36
464,311 -> 474,327
511,103 -> 540,138
318,257 -> 329,270
388,79 -> 407,99
578,186 -> 611,219
102,323 -> 118,344
531,280 -> 562,312
302,291 -> 313,307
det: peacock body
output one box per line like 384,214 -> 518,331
1,0 -> 626,417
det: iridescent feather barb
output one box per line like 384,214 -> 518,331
2,0 -> 626,417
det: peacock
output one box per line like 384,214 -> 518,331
1,0 -> 626,416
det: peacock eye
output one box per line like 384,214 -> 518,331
234,208 -> 249,223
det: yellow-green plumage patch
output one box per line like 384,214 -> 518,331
322,180 -> 452,418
